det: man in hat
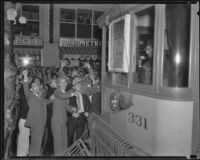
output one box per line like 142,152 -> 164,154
67,77 -> 91,147
51,77 -> 76,156
22,69 -> 54,156
141,40 -> 153,84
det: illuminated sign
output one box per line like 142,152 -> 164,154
60,38 -> 101,47
13,36 -> 43,46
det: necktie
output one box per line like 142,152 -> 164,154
77,94 -> 81,112
77,93 -> 84,113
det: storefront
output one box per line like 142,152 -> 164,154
13,36 -> 43,67
59,38 -> 101,66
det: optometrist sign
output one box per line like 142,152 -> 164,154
60,38 -> 101,47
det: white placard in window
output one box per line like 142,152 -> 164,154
108,14 -> 131,72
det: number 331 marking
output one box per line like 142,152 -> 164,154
128,112 -> 147,130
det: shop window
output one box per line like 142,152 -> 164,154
60,23 -> 75,38
21,5 -> 40,36
93,25 -> 102,39
77,9 -> 92,24
60,9 -> 76,38
93,11 -> 103,39
162,4 -> 191,87
60,9 -> 76,22
77,9 -> 92,38
15,51 -> 42,67
59,9 -> 102,40
21,21 -> 40,36
77,24 -> 91,38
133,6 -> 155,85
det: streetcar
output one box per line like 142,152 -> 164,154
97,3 -> 199,157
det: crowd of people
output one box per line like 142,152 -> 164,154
14,59 -> 101,156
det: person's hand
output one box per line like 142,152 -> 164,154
70,89 -> 76,97
72,112 -> 79,118
22,69 -> 29,82
71,107 -> 77,112
84,112 -> 89,117
89,74 -> 95,84
50,94 -> 55,100
83,62 -> 91,69
60,60 -> 66,68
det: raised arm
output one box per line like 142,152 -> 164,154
22,69 -> 31,100
58,60 -> 66,77
53,89 -> 74,99
43,98 -> 54,105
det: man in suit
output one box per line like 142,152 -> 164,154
67,77 -> 91,147
22,69 -> 54,156
51,77 -> 76,156
16,79 -> 30,156
42,78 -> 57,155
141,40 -> 153,84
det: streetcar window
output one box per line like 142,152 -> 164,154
163,4 -> 191,87
133,7 -> 155,85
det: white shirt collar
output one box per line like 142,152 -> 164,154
60,88 -> 65,93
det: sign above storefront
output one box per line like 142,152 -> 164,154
13,36 -> 43,46
60,38 -> 101,47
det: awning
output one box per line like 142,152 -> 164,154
59,47 -> 101,60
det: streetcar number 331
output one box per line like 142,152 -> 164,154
128,112 -> 147,130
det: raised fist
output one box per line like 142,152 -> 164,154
84,112 -> 89,117
60,60 -> 67,68
83,62 -> 90,68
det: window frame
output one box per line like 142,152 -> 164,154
20,4 -> 40,37
108,14 -> 131,73
158,4 -> 195,100
59,8 -> 76,38
129,5 -> 157,94
101,4 -> 195,100
59,8 -> 103,40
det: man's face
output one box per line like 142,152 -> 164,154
72,78 -> 82,92
50,79 -> 58,88
31,82 -> 40,94
34,78 -> 41,86
73,83 -> 81,92
58,79 -> 67,90
145,45 -> 153,58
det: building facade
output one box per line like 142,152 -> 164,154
5,3 -> 113,67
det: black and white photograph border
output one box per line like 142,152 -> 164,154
1,0 -> 199,159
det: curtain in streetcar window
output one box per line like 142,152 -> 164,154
133,7 -> 155,85
104,26 -> 112,81
163,4 -> 191,87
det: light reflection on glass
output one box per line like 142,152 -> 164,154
174,53 -> 181,64
22,56 -> 31,66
